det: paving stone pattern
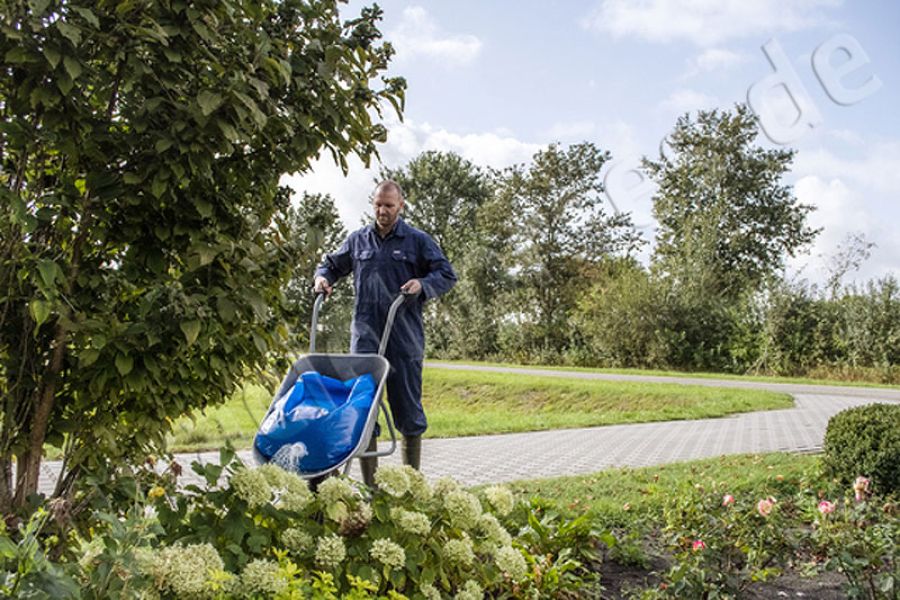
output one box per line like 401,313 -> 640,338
36,368 -> 900,493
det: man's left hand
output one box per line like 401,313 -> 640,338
400,279 -> 423,296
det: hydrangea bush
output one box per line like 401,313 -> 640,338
86,450 -> 600,599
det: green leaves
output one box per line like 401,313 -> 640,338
197,90 -> 223,116
115,354 -> 134,376
180,320 -> 201,346
29,299 -> 52,327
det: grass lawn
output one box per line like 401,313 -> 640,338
429,359 -> 900,389
506,452 -> 821,525
168,367 -> 791,452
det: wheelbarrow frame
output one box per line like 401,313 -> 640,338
254,292 -> 405,480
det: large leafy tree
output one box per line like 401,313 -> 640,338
0,0 -> 403,513
502,143 -> 641,353
645,105 -> 818,298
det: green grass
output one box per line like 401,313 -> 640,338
506,452 -> 822,525
429,359 -> 900,389
168,368 -> 791,453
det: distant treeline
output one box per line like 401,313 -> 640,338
291,106 -> 899,383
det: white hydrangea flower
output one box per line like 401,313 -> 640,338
315,534 -> 347,569
454,580 -> 483,600
443,536 -> 475,567
433,477 -> 462,498
316,476 -> 355,506
391,507 -> 432,536
477,513 -> 512,548
370,538 -> 407,570
444,490 -> 482,530
407,467 -> 434,503
281,527 -> 314,554
240,559 -> 287,597
374,465 -> 411,497
229,468 -> 272,509
483,486 -> 515,517
420,582 -> 442,600
257,463 -> 292,489
279,487 -> 314,513
140,543 -> 224,599
494,545 -> 528,580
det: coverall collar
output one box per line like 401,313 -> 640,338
371,217 -> 409,240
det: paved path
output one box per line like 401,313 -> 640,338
37,365 -> 900,492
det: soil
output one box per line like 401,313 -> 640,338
595,553 -> 849,599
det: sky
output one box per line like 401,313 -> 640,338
285,0 -> 900,287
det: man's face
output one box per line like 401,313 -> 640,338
373,188 -> 403,231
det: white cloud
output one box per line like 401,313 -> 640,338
583,0 -> 842,46
545,120 -> 597,141
282,118 -> 540,227
683,48 -> 749,78
792,142 -> 900,195
658,89 -> 720,115
388,6 -> 482,65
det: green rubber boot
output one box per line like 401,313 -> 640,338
360,435 -> 378,488
402,435 -> 422,471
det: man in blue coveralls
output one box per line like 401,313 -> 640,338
313,180 -> 457,485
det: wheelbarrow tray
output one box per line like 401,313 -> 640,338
254,352 -> 391,480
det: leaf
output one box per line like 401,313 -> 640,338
29,299 -> 51,327
115,354 -> 134,376
4,47 -> 30,64
73,6 -> 100,28
251,332 -> 267,354
63,56 -> 82,80
216,297 -> 237,322
56,21 -> 82,46
28,0 -> 52,16
180,320 -> 201,346
151,176 -> 167,199
155,138 -> 173,153
197,90 -> 223,116
37,259 -> 60,288
56,73 -> 74,95
123,172 -> 142,184
79,349 -> 100,367
42,46 -> 61,68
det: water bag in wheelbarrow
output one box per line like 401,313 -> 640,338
254,370 -> 377,473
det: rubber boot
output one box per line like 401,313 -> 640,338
360,435 -> 378,489
402,435 -> 422,470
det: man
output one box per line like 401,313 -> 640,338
313,180 -> 456,484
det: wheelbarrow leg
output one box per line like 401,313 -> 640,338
360,435 -> 378,488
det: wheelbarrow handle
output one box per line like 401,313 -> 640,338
378,291 -> 414,357
309,290 -> 414,355
309,291 -> 326,353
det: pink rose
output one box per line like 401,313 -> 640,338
853,476 -> 870,502
757,498 -> 775,517
692,539 -> 706,551
818,500 -> 835,515
722,494 -> 735,506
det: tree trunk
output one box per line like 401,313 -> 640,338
13,323 -> 67,509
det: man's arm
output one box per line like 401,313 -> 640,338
416,235 -> 457,299
313,236 -> 353,295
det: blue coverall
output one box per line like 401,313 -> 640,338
314,218 -> 457,436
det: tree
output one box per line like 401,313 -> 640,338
645,105 -> 818,298
0,0 -> 403,513
501,143 -> 641,354
281,192 -> 351,353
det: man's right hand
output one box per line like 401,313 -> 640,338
313,276 -> 333,296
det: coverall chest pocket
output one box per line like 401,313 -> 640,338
390,248 -> 418,279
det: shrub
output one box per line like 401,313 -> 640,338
823,403 -> 900,495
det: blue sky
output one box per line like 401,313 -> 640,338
287,0 -> 900,286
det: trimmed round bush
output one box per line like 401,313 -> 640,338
823,403 -> 900,495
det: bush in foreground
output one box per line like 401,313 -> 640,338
823,403 -> 900,496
